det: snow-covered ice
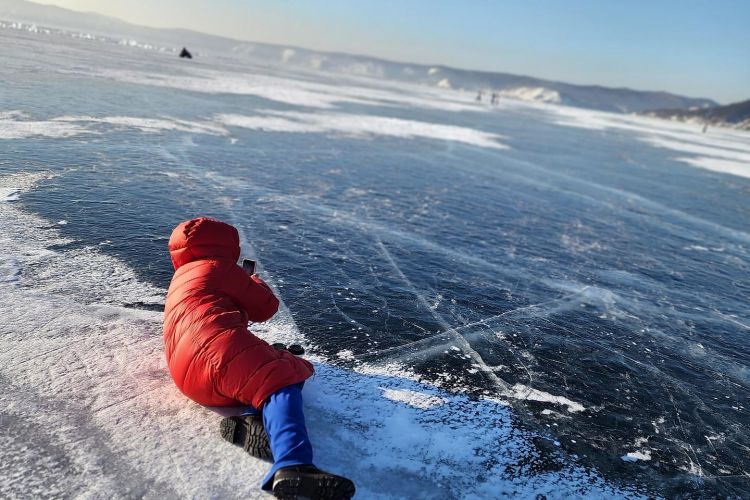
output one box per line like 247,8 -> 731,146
217,111 -> 507,149
549,106 -> 750,179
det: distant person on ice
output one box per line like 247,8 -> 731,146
163,217 -> 355,499
179,47 -> 192,59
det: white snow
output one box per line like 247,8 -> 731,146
674,156 -> 750,179
281,48 -> 296,63
506,384 -> 586,413
621,451 -> 652,462
1,111 -> 228,139
217,110 -> 508,149
92,67 -> 487,113
91,68 -> 385,109
0,188 -> 21,201
550,106 -> 750,179
436,78 -> 452,89
498,86 -> 562,104
380,388 -> 447,409
336,349 -> 355,360
0,110 -> 92,139
52,115 -> 228,136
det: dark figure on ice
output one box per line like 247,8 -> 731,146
491,92 -> 499,105
179,47 -> 192,59
476,90 -> 483,102
164,217 -> 355,499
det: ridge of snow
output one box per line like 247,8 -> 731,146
498,86 -> 562,104
216,110 -> 508,149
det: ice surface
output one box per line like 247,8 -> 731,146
0,172 -> 164,306
0,171 -> 641,498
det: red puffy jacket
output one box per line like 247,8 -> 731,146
163,217 -> 313,409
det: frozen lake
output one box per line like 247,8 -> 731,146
1,22 -> 749,498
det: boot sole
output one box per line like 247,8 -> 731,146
219,416 -> 272,460
272,474 -> 355,500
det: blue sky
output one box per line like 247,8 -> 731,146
39,0 -> 750,102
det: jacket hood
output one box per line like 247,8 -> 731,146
168,217 -> 241,270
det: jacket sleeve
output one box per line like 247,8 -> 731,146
223,265 -> 280,322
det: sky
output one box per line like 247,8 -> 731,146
29,0 -> 750,103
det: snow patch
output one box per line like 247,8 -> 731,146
1,111 -> 227,139
675,156 -> 750,179
0,188 -> 20,202
506,384 -> 586,413
498,87 -> 562,104
53,116 -> 228,136
217,110 -> 508,149
281,48 -> 296,63
381,388 -> 447,409
621,451 -> 652,462
550,106 -> 750,179
91,67 -> 486,113
336,349 -> 355,360
93,68 -> 378,109
0,110 -> 92,139
436,78 -> 452,89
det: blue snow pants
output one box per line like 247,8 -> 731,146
242,383 -> 315,490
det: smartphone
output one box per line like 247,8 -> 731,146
242,258 -> 256,275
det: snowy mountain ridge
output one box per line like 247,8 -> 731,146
0,0 -> 716,114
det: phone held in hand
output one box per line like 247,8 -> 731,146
242,258 -> 256,275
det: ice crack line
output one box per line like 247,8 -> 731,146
374,238 -> 510,393
356,287 -> 589,361
371,240 -> 594,412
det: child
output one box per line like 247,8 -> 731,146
164,217 -> 355,499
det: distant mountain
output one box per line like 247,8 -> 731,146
0,0 -> 717,114
642,100 -> 750,131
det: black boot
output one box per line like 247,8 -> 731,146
272,466 -> 355,499
219,415 -> 272,460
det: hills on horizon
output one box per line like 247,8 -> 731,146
643,99 -> 750,131
0,0 -> 732,116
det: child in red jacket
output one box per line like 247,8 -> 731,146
164,217 -> 355,499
